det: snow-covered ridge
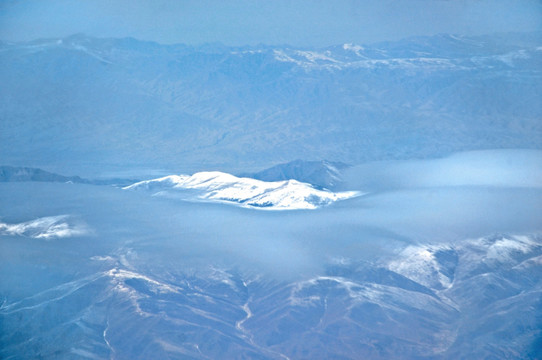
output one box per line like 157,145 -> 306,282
124,171 -> 361,210
386,234 -> 542,291
388,245 -> 457,290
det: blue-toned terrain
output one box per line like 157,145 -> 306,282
1,32 -> 542,359
1,32 -> 541,175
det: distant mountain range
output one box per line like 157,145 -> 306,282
0,166 -> 135,186
1,32 -> 540,175
0,159 -> 350,189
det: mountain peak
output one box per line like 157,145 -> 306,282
247,160 -> 350,189
124,171 -> 360,210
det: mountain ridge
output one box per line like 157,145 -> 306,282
124,171 -> 361,210
1,31 -> 540,175
0,166 -> 136,186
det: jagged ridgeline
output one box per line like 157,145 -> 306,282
1,32 -> 541,174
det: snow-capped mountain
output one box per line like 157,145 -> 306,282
124,171 -> 360,209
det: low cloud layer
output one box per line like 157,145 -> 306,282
1,150 -> 540,278
342,150 -> 542,191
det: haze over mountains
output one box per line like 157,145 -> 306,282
1,172 -> 541,358
1,30 -> 542,359
1,32 -> 541,176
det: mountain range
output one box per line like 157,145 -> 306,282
1,30 -> 542,359
1,32 -> 541,176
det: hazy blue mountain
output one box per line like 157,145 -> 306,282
246,160 -> 349,189
1,32 -> 540,176
0,165 -> 85,183
0,166 -> 136,186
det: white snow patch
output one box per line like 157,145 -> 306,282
388,245 -> 454,289
124,171 -> 361,210
289,276 -> 379,306
343,43 -> 365,56
72,44 -> 113,64
273,49 -> 301,64
485,235 -> 537,262
496,50 -> 530,66
90,255 -> 116,262
295,50 -> 340,63
0,215 -> 89,239
107,268 -> 181,295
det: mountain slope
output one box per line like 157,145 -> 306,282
246,160 -> 349,189
124,171 -> 360,210
1,179 -> 541,359
1,32 -> 541,175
